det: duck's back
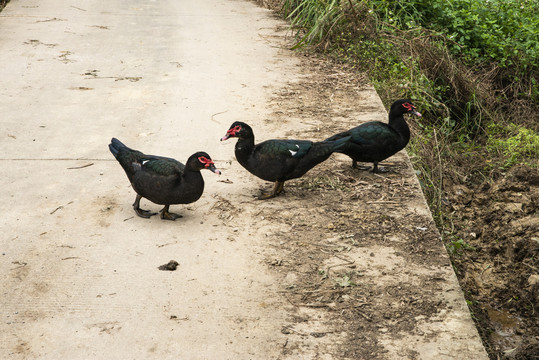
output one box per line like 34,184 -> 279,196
329,121 -> 405,162
235,139 -> 309,182
236,139 -> 337,182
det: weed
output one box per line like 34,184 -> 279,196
445,236 -> 475,256
487,123 -> 539,169
334,274 -> 356,288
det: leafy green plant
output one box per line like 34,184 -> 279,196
487,123 -> 539,168
370,0 -> 539,71
446,235 -> 475,256
334,274 -> 356,288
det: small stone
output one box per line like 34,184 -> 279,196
528,274 -> 539,287
158,260 -> 179,271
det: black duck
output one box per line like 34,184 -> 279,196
220,122 -> 348,199
325,99 -> 422,173
109,138 -> 220,220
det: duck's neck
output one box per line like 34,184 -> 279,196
235,136 -> 255,163
177,168 -> 204,201
181,167 -> 202,182
389,115 -> 410,144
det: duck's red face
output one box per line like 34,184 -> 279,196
402,102 -> 422,117
198,156 -> 221,174
220,124 -> 242,141
198,156 -> 213,168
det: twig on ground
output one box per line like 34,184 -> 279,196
50,201 -> 74,214
67,163 -> 94,170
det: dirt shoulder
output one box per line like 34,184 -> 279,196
253,52 -> 488,359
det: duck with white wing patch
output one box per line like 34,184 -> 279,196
221,121 -> 349,199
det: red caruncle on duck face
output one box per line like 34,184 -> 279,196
227,125 -> 241,137
198,156 -> 214,168
402,102 -> 422,117
402,102 -> 414,111
220,124 -> 242,141
197,155 -> 221,174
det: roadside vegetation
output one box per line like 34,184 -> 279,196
260,0 -> 538,358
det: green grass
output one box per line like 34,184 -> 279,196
487,123 -> 539,169
284,0 -> 349,48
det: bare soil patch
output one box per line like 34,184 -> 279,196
443,165 -> 539,359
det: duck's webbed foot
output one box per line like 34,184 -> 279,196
160,205 -> 183,221
352,160 -> 372,171
133,195 -> 157,218
257,181 -> 284,200
257,191 -> 276,200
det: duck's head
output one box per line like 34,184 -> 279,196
189,152 -> 221,175
391,99 -> 422,117
220,121 -> 253,141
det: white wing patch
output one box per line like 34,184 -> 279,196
141,159 -> 150,165
289,144 -> 300,156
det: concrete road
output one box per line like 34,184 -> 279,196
0,0 -> 488,359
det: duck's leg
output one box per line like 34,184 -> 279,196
275,181 -> 285,195
258,181 -> 285,200
352,160 -> 372,171
133,194 -> 157,218
372,161 -> 389,173
159,204 -> 183,220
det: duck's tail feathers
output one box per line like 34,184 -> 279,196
108,137 -> 128,158
328,135 -> 351,152
311,136 -> 351,158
